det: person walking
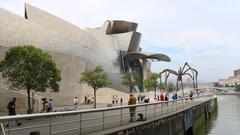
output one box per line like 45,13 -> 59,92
112,95 -> 115,104
40,98 -> 46,113
73,97 -> 79,110
45,101 -> 49,112
160,93 -> 164,101
6,97 -> 21,127
48,99 -> 53,112
165,94 -> 169,105
120,97 -> 123,106
128,94 -> 137,122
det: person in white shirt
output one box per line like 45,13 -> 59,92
73,97 -> 79,110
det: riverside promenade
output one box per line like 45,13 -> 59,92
0,95 -> 215,135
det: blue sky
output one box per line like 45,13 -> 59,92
1,0 -> 240,82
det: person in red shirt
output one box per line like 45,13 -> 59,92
160,92 -> 164,101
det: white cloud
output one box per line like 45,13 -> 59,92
1,0 -> 240,82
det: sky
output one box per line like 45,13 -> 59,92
1,0 -> 240,83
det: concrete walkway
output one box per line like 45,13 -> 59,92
0,96 -> 213,135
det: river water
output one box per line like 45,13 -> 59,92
197,95 -> 240,135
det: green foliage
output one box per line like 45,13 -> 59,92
0,45 -> 61,91
167,83 -> 176,92
80,66 -> 110,90
213,82 -> 219,87
0,45 -> 61,112
159,82 -> 166,90
80,66 -> 110,108
144,73 -> 159,94
121,71 -> 140,92
235,84 -> 240,91
225,84 -> 229,87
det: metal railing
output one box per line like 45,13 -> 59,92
0,95 -> 213,135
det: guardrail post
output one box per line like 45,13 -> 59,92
103,111 -> 105,130
167,103 -> 168,113
176,101 -> 178,111
7,121 -> 10,135
49,117 -> 52,135
120,108 -> 123,126
160,103 -> 163,115
79,113 -> 82,135
145,105 -> 147,120
0,123 -> 6,135
154,104 -> 156,117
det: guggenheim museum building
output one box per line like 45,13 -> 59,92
0,4 -> 170,110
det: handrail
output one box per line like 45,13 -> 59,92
0,95 -> 214,135
0,95 -> 212,121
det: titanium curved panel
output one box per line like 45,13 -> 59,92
128,32 -> 141,52
108,20 -> 138,34
0,8 -> 125,92
126,51 -> 171,62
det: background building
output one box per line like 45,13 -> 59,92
0,4 -> 170,112
234,69 -> 240,77
219,69 -> 240,86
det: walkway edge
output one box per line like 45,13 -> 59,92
87,97 -> 215,135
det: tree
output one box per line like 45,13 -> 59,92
213,82 -> 219,87
159,82 -> 166,91
80,66 -> 110,108
121,71 -> 140,93
235,84 -> 240,91
0,45 -> 61,113
167,83 -> 176,92
144,73 -> 159,96
158,74 -> 166,91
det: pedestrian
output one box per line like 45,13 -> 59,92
160,93 -> 164,101
165,94 -> 169,105
144,96 -> 149,103
189,91 -> 193,100
45,101 -> 49,112
40,98 -> 46,113
6,97 -> 22,127
73,97 -> 79,110
84,96 -> 87,104
120,97 -> 123,106
48,99 -> 53,112
128,94 -> 137,122
154,95 -> 157,101
172,94 -> 176,103
116,95 -> 119,104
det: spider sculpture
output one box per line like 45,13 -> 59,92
160,62 -> 198,93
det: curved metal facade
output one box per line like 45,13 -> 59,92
0,4 -> 170,105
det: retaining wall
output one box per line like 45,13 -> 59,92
110,97 -> 217,135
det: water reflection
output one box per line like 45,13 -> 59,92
195,95 -> 240,135
194,102 -> 218,135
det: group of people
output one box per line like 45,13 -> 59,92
154,93 -> 169,102
83,95 -> 94,104
41,98 -> 53,113
112,95 -> 123,105
137,95 -> 150,103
